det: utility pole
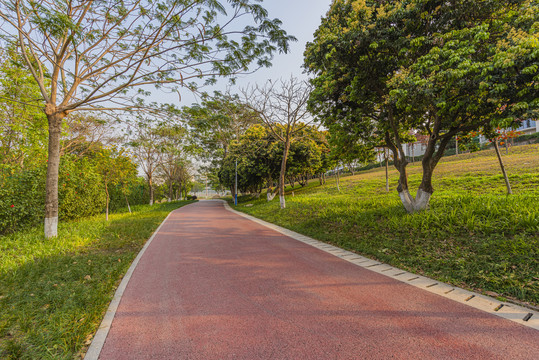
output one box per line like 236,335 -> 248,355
235,159 -> 238,206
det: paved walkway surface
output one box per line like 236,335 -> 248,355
97,201 -> 538,359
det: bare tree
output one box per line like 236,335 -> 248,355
128,119 -> 165,205
156,124 -> 188,202
0,0 -> 294,237
243,77 -> 312,209
62,113 -> 114,157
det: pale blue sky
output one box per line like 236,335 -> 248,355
177,0 -> 332,106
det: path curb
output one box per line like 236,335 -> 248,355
223,201 -> 539,331
85,211 -> 175,360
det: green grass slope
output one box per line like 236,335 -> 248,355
0,201 -> 195,360
235,144 -> 539,307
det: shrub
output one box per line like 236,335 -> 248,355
0,156 -> 106,234
58,156 -> 105,220
0,165 -> 47,234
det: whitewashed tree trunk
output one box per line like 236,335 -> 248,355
44,110 -> 64,238
398,189 -> 432,213
494,139 -> 512,195
125,194 -> 132,214
267,188 -> 277,201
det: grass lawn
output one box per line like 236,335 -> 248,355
234,144 -> 539,307
0,201 -> 194,360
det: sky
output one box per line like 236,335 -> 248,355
176,0 -> 332,107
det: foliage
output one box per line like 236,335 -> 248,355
0,48 -> 47,169
219,124 -> 279,194
94,147 -> 138,219
0,155 -> 106,234
57,156 -> 106,221
305,0 -> 539,212
0,165 -> 46,234
0,0 -> 296,237
242,77 -> 313,208
183,91 -> 260,165
514,131 -> 539,144
0,149 -> 149,234
218,124 -> 330,195
0,201 -> 194,359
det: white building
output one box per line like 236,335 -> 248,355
517,119 -> 538,135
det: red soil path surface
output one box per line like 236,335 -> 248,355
98,201 -> 538,359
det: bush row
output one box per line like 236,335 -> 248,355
0,155 -> 150,234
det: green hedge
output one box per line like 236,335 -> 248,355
0,166 -> 46,234
0,156 -> 106,234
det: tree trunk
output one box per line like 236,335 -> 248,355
494,139 -> 513,195
44,112 -> 64,238
148,177 -> 154,205
267,178 -> 277,201
279,139 -> 291,209
289,177 -> 295,189
105,182 -> 109,221
407,131 -> 452,213
125,194 -> 132,213
178,180 -> 182,200
394,157 -> 415,213
336,166 -> 340,192
385,151 -> 389,193
168,180 -> 173,202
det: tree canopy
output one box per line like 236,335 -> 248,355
305,0 -> 539,212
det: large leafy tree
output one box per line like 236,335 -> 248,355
305,0 -> 538,212
218,124 -> 279,198
0,0 -> 295,237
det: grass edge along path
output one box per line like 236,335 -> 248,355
0,201 -> 195,360
231,145 -> 539,309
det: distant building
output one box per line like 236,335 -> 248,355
517,119 -> 538,135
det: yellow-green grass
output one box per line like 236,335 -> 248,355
235,144 -> 539,307
0,201 -> 194,360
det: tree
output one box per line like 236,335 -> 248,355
184,91 -> 260,163
95,146 -> 137,220
218,124 -> 278,198
128,118 -> 166,206
0,0 -> 295,237
387,1 -> 537,211
156,124 -> 189,201
286,125 -> 325,187
173,160 -> 192,200
305,0 -> 538,213
242,77 -> 313,209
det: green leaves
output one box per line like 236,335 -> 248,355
0,0 -> 295,112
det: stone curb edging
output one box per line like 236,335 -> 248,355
84,211 -> 175,360
222,201 -> 539,331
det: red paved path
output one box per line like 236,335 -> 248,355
98,201 -> 538,359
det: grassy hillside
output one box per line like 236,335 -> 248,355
235,144 -> 539,307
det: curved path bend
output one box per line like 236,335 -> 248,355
94,201 -> 538,359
